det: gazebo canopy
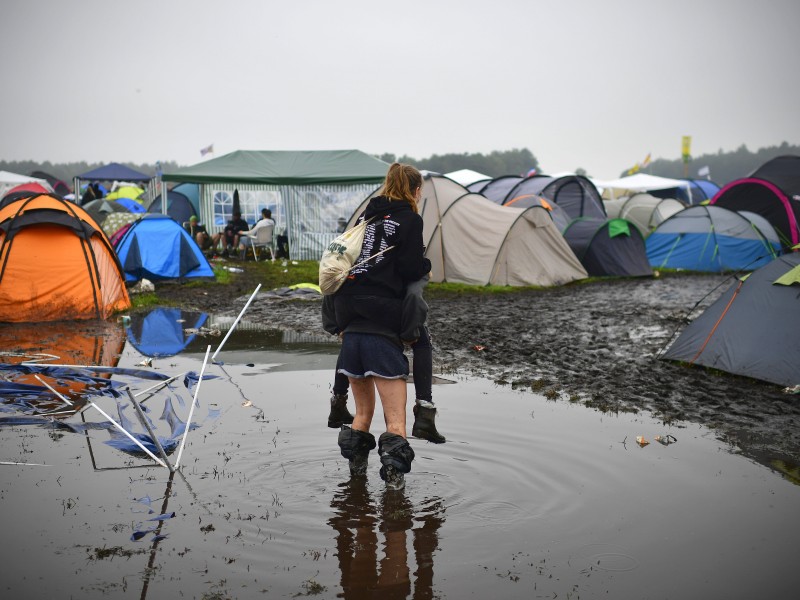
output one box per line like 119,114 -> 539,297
77,163 -> 152,182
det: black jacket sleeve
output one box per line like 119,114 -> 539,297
395,214 -> 431,284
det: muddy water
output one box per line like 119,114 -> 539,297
1,314 -> 798,599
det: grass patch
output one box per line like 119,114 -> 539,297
130,292 -> 161,309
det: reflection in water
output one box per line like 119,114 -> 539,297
329,479 -> 445,599
126,308 -> 208,358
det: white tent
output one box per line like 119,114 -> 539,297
0,171 -> 51,198
443,168 -> 491,187
594,173 -> 692,200
348,173 -> 587,287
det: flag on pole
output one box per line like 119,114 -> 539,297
681,136 -> 692,164
697,165 -> 710,178
200,144 -> 214,157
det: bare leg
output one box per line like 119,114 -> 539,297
374,377 -> 407,438
350,376 -> 376,432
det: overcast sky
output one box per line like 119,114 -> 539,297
2,0 -> 798,178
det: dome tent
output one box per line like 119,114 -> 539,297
710,155 -> 800,250
645,205 -> 780,272
662,251 -> 800,386
0,194 -> 130,322
114,213 -> 215,282
562,218 -> 653,277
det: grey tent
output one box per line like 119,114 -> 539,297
348,173 -> 587,287
562,218 -> 653,277
662,252 -> 800,386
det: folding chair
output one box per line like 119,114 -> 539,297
244,223 -> 275,261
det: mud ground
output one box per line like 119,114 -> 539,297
153,269 -> 800,475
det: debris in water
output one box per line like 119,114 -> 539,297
636,435 -> 649,447
654,434 -> 678,446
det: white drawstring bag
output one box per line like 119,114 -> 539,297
319,217 -> 393,295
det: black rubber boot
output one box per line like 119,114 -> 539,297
378,433 -> 415,490
337,426 -> 376,476
412,403 -> 446,444
328,392 -> 354,428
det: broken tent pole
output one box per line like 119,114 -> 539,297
175,345 -> 211,470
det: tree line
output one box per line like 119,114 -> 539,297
2,142 -> 797,189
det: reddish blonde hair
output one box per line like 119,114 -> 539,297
381,163 -> 422,213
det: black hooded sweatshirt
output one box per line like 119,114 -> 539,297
336,195 -> 431,299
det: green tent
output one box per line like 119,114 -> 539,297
162,150 -> 388,260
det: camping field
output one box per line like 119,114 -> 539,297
157,261 -> 800,478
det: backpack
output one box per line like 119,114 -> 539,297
318,217 -> 393,295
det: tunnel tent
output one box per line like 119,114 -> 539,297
470,175 -> 523,202
500,192 -> 572,231
562,217 -> 653,277
661,251 -> 800,386
645,204 -> 780,273
0,193 -> 131,322
710,155 -> 800,250
505,175 -> 607,222
347,173 -> 587,287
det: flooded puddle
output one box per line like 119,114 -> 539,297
1,309 -> 798,598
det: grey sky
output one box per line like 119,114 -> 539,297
2,0 -> 798,178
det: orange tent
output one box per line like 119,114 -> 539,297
0,194 -> 131,322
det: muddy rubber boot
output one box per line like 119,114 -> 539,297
412,402 -> 446,444
378,433 -> 415,490
328,392 -> 354,428
338,426 -> 376,477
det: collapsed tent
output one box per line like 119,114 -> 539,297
604,193 -> 685,237
0,320 -> 125,413
646,205 -> 780,272
710,155 -> 800,250
662,252 -> 800,386
348,173 -> 588,287
114,213 -> 215,281
562,218 -> 653,277
0,194 -> 131,322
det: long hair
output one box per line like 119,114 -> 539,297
380,163 -> 421,213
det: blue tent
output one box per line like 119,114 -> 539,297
646,205 -> 780,272
126,308 -> 208,357
114,214 -> 215,281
